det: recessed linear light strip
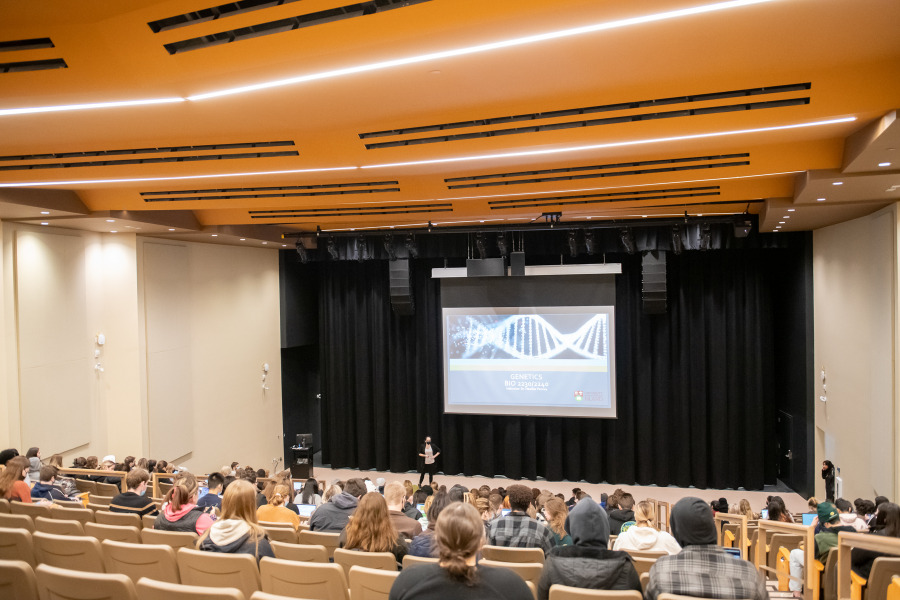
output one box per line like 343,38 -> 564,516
0,0 -> 778,116
0,117 -> 849,188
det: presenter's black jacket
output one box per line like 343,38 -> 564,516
417,443 -> 441,472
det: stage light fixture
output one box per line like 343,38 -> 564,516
295,240 -> 308,264
567,230 -> 579,257
583,230 -> 595,255
356,235 -> 368,262
327,237 -> 339,260
671,225 -> 684,255
699,224 -> 712,250
383,234 -> 397,260
497,233 -> 510,258
619,228 -> 636,255
475,232 -> 487,259
405,234 -> 419,259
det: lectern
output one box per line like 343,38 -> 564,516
290,433 -> 314,479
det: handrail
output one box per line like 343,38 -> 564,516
657,500 -> 670,533
56,468 -> 128,493
755,519 -> 814,600
714,513 -> 749,560
837,531 -> 900,600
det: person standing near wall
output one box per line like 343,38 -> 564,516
822,460 -> 836,502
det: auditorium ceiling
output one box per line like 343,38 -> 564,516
1,0 -> 899,246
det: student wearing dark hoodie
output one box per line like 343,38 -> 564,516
154,472 -> 214,535
646,497 -> 768,600
199,479 -> 274,561
30,466 -> 71,502
607,492 -> 636,535
537,497 -> 641,600
308,477 -> 366,532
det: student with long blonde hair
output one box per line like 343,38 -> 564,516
257,484 -> 301,530
341,492 -> 408,563
199,479 -> 274,560
613,500 -> 681,554
738,499 -> 758,520
154,471 -> 214,535
542,497 -> 573,546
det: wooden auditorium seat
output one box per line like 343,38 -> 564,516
102,539 -> 179,584
135,577 -> 245,600
0,558 -> 38,600
333,548 -> 398,579
34,517 -> 85,536
94,510 -> 143,529
32,531 -> 105,573
10,503 -> 52,520
481,544 -> 545,564
262,526 -> 298,544
479,558 -> 543,590
84,522 -> 141,544
401,554 -> 439,568
0,527 -> 35,567
142,514 -> 157,529
270,541 -> 329,563
140,528 -> 198,548
176,547 -> 260,599
548,584 -> 643,600
259,556 -> 349,600
0,499 -> 10,514
35,563 -> 137,600
51,506 -> 95,525
94,482 -> 123,497
0,513 -> 36,532
348,565 -> 400,600
296,531 -> 341,559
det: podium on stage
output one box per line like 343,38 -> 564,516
290,433 -> 315,479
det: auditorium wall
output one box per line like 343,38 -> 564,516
0,222 -> 283,473
813,204 -> 900,502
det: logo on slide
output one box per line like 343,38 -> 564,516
574,391 -> 583,402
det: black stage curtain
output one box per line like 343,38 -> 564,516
319,249 -> 781,490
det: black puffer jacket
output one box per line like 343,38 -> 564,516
537,499 -> 641,600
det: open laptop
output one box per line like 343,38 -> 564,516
296,504 -> 317,518
802,513 -> 817,526
761,509 -> 769,520
198,486 -> 209,499
501,508 -> 511,516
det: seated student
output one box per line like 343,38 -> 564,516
98,455 -> 122,486
295,478 -> 321,506
789,502 -> 857,595
385,481 -> 423,539
110,468 -> 158,517
537,498 -> 641,600
309,478 -> 366,532
257,484 -> 301,530
646,497 -> 767,600
199,479 -> 275,561
0,456 -> 34,503
238,468 -> 267,508
608,492 -> 636,534
487,484 -> 555,555
542,497 -> 573,547
836,498 -> 869,532
389,501 -> 532,600
197,472 -> 225,511
851,502 -> 900,579
767,499 -> 794,523
409,489 -> 452,558
31,466 -> 73,502
0,448 -> 19,467
25,447 -> 41,483
613,500 -> 681,554
403,485 -> 422,520
341,492 -> 409,564
154,472 -> 214,535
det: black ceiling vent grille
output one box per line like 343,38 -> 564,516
140,180 -> 398,197
0,38 -> 55,52
0,141 -> 294,162
487,186 -> 721,210
364,98 -> 809,149
0,151 -> 298,172
249,203 -> 452,218
360,83 -> 811,141
448,158 -> 751,190
144,187 -> 401,202
160,0 -> 434,55
0,58 -> 67,74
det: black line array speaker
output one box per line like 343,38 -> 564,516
642,251 -> 667,314
389,259 -> 414,316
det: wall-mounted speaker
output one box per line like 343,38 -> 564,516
389,259 -> 414,316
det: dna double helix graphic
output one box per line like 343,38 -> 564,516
448,314 -> 607,360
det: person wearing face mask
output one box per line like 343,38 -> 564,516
418,435 -> 441,487
109,468 -> 158,517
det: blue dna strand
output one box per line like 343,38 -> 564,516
451,314 -> 607,360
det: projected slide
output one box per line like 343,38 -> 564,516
443,306 -> 617,418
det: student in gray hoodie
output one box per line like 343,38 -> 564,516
537,497 -> 641,600
308,477 -> 367,532
198,479 -> 274,561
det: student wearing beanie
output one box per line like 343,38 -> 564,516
788,501 -> 856,595
646,497 -> 767,600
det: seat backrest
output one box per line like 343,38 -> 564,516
640,572 -> 650,593
32,531 -> 105,573
84,522 -> 141,544
135,576 -> 244,600
270,541 -> 329,563
51,506 -> 96,525
140,528 -> 198,548
34,517 -> 85,536
262,526 -> 297,544
158,482 -> 174,497
348,565 -> 400,600
481,545 -> 545,565
259,556 -> 349,600
94,511 -> 143,529
0,499 -> 10,514
177,547 -> 261,599
479,559 -> 544,588
75,480 -> 97,494
630,556 -> 657,579
823,547 -> 839,600
35,563 -> 137,600
0,527 -> 35,567
333,548 -> 398,579
549,584 -> 643,600
101,539 -> 179,584
142,514 -> 157,529
401,554 -> 439,569
624,549 -> 666,560
0,558 -> 38,600
94,482 -> 122,497
88,495 -> 113,506
296,531 -> 341,558
0,513 -> 35,533
251,592 -> 307,600
52,500 -> 85,510
767,534 -> 804,576
867,557 -> 900,600
9,503 -> 52,520
259,521 -> 294,529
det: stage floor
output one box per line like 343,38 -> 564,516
306,455 -> 810,514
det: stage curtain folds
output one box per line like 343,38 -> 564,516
319,251 -> 779,490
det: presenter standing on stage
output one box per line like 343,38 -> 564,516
418,436 -> 440,487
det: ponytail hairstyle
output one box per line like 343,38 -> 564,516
634,500 -> 657,529
434,501 -> 484,586
271,484 -> 291,507
165,471 -> 199,512
543,497 -> 569,538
